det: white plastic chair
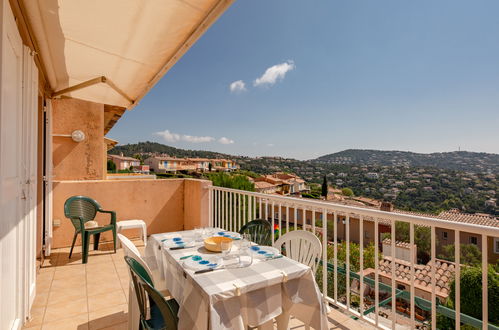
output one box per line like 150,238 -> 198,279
272,230 -> 323,330
273,230 -> 322,274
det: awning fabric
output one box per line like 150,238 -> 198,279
22,0 -> 234,108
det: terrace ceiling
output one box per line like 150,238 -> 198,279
20,0 -> 234,108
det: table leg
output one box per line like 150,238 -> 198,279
257,320 -> 274,330
276,310 -> 291,330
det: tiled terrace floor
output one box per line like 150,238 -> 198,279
24,240 -> 375,330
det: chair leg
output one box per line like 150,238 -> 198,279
112,227 -> 117,253
93,233 -> 101,251
69,231 -> 78,259
82,232 -> 90,264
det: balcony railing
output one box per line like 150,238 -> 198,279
207,186 -> 499,330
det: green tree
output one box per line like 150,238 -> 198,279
321,176 -> 328,199
383,222 -> 431,263
341,187 -> 354,197
107,159 -> 116,172
207,172 -> 254,191
208,162 -> 212,172
438,243 -> 482,266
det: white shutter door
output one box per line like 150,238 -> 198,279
0,0 -> 24,329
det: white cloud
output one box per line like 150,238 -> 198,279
229,80 -> 247,93
219,137 -> 235,145
155,130 -> 214,143
267,143 -> 275,147
254,60 -> 295,87
155,130 -> 234,145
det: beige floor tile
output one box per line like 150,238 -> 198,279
47,286 -> 87,306
24,306 -> 46,328
99,322 -> 127,330
86,254 -> 113,265
32,292 -> 49,309
43,297 -> 88,323
53,264 -> 86,279
86,261 -> 116,273
86,271 -> 120,285
50,276 -> 86,291
22,325 -> 42,330
88,290 -> 127,313
88,304 -> 128,330
87,279 -> 123,297
41,313 -> 89,330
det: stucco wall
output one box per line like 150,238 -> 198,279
52,98 -> 105,180
51,178 -> 211,248
184,179 -> 212,230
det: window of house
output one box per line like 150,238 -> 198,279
494,238 -> 499,254
442,231 -> 448,240
469,236 -> 478,245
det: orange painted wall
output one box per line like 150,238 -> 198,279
52,98 -> 105,180
51,178 -> 211,248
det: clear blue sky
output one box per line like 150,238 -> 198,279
109,0 -> 499,160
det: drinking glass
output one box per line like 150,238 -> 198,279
221,240 -> 232,259
238,236 -> 253,267
194,226 -> 202,242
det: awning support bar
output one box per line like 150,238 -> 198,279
51,76 -> 134,105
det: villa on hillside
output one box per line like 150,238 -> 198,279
144,156 -> 239,173
107,153 -> 141,171
253,172 -> 309,196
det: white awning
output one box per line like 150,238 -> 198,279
22,0 -> 234,108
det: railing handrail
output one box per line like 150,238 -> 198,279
208,186 -> 499,236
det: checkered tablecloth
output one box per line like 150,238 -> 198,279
145,230 -> 328,330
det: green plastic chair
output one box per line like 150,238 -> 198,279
124,256 -> 179,330
64,195 -> 117,263
238,219 -> 272,246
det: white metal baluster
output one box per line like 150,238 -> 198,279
259,198 -> 263,219
286,205 -> 289,233
334,211 -> 338,304
237,194 -> 244,231
271,201 -> 275,244
391,221 -> 396,330
265,199 -> 268,220
359,215 -> 364,320
374,217 -> 379,327
229,192 -> 232,232
322,208 -> 327,301
302,208 -> 306,230
410,222 -> 415,329
209,188 -> 213,227
294,207 -> 297,231
242,193 -> 246,227
346,214 -> 350,310
278,202 -> 282,238
431,226 -> 436,330
455,230 -> 460,330
253,196 -> 256,220
222,191 -> 225,230
214,190 -> 218,228
312,209 -> 316,234
482,233 -> 488,329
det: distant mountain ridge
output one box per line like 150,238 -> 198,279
110,142 -> 499,174
315,149 -> 499,173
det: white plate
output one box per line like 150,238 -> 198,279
182,255 -> 221,271
161,236 -> 195,248
249,246 -> 280,259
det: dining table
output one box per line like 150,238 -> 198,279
144,228 -> 328,330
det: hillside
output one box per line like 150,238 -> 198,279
315,149 -> 499,174
109,141 -> 233,159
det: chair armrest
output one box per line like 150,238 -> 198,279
98,209 -> 116,225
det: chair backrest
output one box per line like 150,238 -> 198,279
273,230 -> 322,274
118,234 -> 154,284
238,219 -> 272,246
64,196 -> 100,230
124,256 -> 178,330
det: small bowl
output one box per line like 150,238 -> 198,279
204,236 -> 233,252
